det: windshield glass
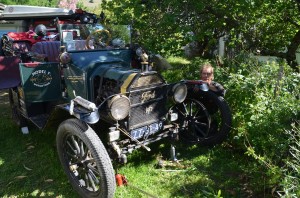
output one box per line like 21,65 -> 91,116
59,24 -> 131,51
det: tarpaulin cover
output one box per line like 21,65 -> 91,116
0,56 -> 21,89
7,31 -> 42,44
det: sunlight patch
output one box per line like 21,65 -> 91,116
31,189 -> 55,196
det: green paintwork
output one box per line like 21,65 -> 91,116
19,63 -> 62,102
63,64 -> 87,100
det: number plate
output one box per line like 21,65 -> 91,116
130,122 -> 163,139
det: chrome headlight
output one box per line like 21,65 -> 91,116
172,83 -> 187,103
108,95 -> 130,121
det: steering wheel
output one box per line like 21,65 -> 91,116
86,29 -> 111,49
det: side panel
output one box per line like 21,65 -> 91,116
63,64 -> 86,100
19,63 -> 62,102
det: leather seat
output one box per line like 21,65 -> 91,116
31,41 -> 60,62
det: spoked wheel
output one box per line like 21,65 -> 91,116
8,88 -> 27,127
170,98 -> 211,144
190,90 -> 232,146
56,119 -> 116,198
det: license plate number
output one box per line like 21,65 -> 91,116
131,122 -> 163,139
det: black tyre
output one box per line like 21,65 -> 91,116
170,98 -> 211,144
8,88 -> 27,127
191,90 -> 232,146
56,118 -> 116,198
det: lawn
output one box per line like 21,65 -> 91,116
0,89 -> 256,198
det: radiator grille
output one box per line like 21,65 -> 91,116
127,73 -> 167,130
128,96 -> 167,130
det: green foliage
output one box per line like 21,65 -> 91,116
162,57 -> 212,83
162,54 -> 299,194
5,0 -> 300,68
221,54 -> 299,192
1,0 -> 97,11
278,123 -> 300,197
2,0 -> 59,7
163,54 -> 299,166
102,0 -> 300,69
101,0 -> 191,56
224,55 -> 299,149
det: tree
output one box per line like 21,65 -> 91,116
2,0 -> 59,7
58,0 -> 78,10
102,0 -> 300,71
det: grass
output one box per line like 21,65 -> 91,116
0,89 -> 258,197
0,91 -> 79,197
113,144 -> 250,198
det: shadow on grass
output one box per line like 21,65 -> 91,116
166,143 -> 260,198
119,140 -> 262,198
118,139 -> 174,166
0,94 -> 80,197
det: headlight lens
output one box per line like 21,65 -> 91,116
172,83 -> 187,103
108,95 -> 130,121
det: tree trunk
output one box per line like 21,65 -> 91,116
286,30 -> 300,71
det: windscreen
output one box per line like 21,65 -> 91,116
59,24 -> 131,51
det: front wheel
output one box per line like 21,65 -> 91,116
170,98 -> 211,144
191,90 -> 232,146
56,118 -> 116,198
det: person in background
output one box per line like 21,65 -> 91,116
199,63 -> 226,96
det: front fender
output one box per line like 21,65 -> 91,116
43,104 -> 100,130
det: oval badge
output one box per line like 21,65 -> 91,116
30,69 -> 52,87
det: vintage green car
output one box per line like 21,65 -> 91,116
0,4 -> 231,198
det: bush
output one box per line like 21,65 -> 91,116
278,123 -> 300,197
163,57 -> 212,82
223,55 -> 299,157
220,54 -> 299,190
163,53 -> 300,194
